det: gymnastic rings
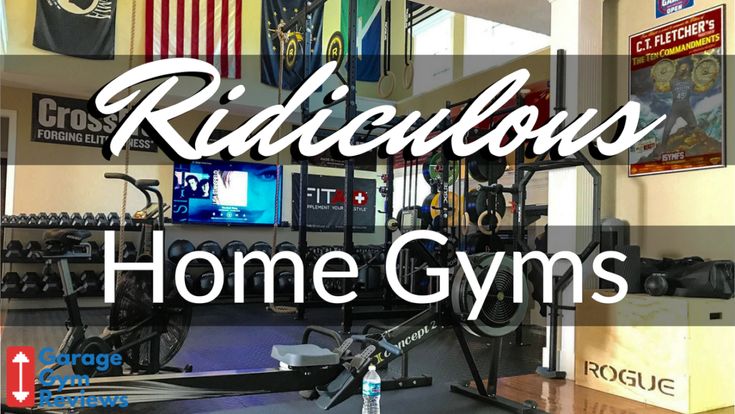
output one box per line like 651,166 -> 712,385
378,70 -> 396,98
402,60 -> 414,89
477,210 -> 499,236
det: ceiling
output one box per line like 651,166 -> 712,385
416,0 -> 551,35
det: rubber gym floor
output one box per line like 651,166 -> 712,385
1,304 -> 544,413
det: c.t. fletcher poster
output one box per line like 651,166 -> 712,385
628,6 -> 724,176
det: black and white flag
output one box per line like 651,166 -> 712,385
33,0 -> 117,59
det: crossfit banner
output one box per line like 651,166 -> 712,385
33,0 -> 116,59
628,6 -> 724,176
291,173 -> 376,233
31,93 -> 157,152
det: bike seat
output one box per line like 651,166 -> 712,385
271,344 -> 340,367
43,229 -> 92,255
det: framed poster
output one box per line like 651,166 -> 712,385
628,6 -> 725,177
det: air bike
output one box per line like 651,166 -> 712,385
8,175 -> 543,413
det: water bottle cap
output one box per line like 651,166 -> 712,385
368,364 -> 376,371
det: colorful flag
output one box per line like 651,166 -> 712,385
340,0 -> 381,82
261,0 -> 324,90
33,0 -> 117,59
145,0 -> 243,78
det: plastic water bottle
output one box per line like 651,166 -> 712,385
362,364 -> 381,414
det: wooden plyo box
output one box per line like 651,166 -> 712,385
575,291 -> 735,413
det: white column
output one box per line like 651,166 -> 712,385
544,0 -> 604,381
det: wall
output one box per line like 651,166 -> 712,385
1,84 -> 387,252
605,0 -> 735,259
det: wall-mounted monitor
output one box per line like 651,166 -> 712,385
172,160 -> 282,226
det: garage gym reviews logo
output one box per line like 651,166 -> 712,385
6,346 -> 129,409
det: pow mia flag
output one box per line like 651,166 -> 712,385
33,0 -> 117,60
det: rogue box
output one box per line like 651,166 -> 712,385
575,290 -> 735,413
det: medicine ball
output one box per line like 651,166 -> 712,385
225,272 -> 236,294
275,241 -> 298,253
251,271 -> 265,293
644,274 -> 672,296
276,271 -> 295,292
197,240 -> 223,261
168,239 -> 196,263
198,272 -> 216,295
222,241 -> 249,263
250,241 -> 272,256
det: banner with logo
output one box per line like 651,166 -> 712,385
33,0 -> 117,59
340,0 -> 382,82
31,93 -> 158,152
261,0 -> 324,90
628,6 -> 724,176
656,0 -> 694,18
291,174 -> 376,232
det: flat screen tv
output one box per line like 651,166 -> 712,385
172,160 -> 282,226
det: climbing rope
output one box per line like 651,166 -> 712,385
267,21 -> 296,315
117,0 -> 138,267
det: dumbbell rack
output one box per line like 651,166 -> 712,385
0,214 -> 143,309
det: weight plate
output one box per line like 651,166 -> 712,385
422,152 -> 459,185
468,154 -> 506,183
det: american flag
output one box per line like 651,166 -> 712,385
145,0 -> 242,78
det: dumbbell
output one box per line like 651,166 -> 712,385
24,241 -> 43,260
83,212 -> 96,227
1,272 -> 22,297
98,272 -> 106,293
251,271 -> 265,293
48,215 -> 59,227
70,213 -> 84,227
96,213 -> 109,227
20,272 -> 42,297
275,241 -> 298,253
5,240 -> 24,258
41,272 -> 63,297
27,214 -> 38,226
276,271 -> 295,293
38,214 -> 51,226
108,212 -> 120,227
1,215 -> 9,225
123,213 -> 134,228
17,213 -> 29,225
101,242 -> 136,262
250,241 -> 272,256
80,270 -> 101,295
59,213 -> 72,227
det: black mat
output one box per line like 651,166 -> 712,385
1,303 -> 544,413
